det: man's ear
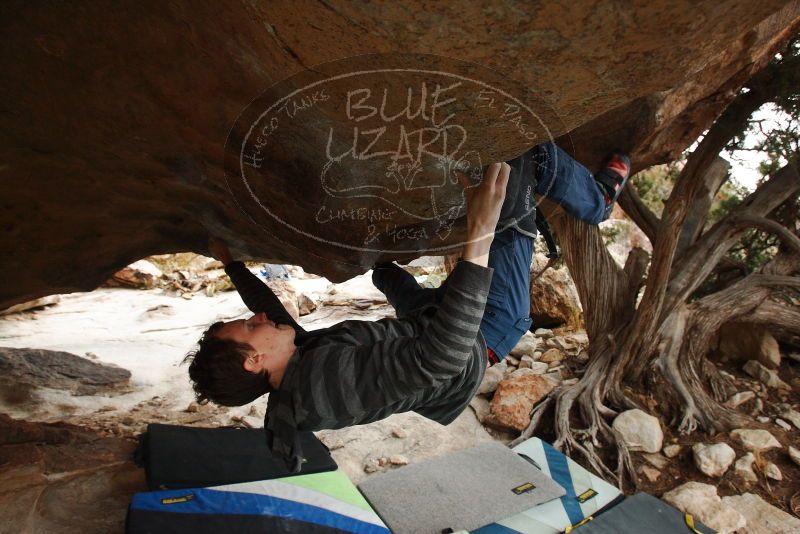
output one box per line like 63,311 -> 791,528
243,352 -> 265,373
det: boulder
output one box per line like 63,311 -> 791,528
716,322 -> 781,368
692,443 -> 735,477
730,429 -> 781,452
297,293 -> 317,316
530,255 -> 583,329
0,347 -> 131,397
721,493 -> 800,534
509,332 -> 541,358
2,2 -> 799,309
478,361 -> 507,395
662,482 -> 746,534
742,360 -> 790,390
612,409 -> 663,453
488,375 -> 556,432
104,259 -> 162,289
0,295 -> 61,316
734,452 -> 758,484
764,462 -> 782,481
539,348 -> 565,364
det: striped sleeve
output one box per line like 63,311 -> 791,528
298,260 -> 493,424
224,261 -> 305,334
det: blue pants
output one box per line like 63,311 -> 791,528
532,142 -> 608,225
372,143 -> 604,361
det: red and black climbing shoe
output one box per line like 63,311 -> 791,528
595,152 -> 631,219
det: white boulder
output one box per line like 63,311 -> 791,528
730,429 -> 781,452
612,409 -> 663,453
692,442 -> 735,477
721,493 -> 800,534
662,482 -> 746,534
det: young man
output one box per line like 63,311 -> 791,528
186,144 -> 629,470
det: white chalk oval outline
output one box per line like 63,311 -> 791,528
233,60 -> 560,254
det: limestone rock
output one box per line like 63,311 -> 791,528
478,361 -> 507,395
721,493 -> 800,534
539,348 -> 565,364
662,482 -> 746,534
742,360 -> 790,390
780,408 -> 800,430
716,322 -> 781,368
724,391 -> 755,409
0,295 -> 60,315
612,409 -> 663,453
105,259 -> 163,289
530,255 -> 583,329
692,442 -> 735,477
774,418 -> 791,431
0,347 -> 131,396
734,452 -> 758,484
764,462 -> 782,481
730,429 -> 781,452
663,444 -> 682,458
509,332 -> 541,358
488,375 -> 556,432
265,280 -> 300,321
297,293 -> 317,316
642,452 -> 669,470
469,395 -> 491,424
518,355 -> 534,369
534,328 -> 553,338
528,362 -> 549,374
639,465 -> 661,482
788,446 -> 800,467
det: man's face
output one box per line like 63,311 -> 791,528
215,312 -> 296,369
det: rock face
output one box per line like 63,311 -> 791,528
0,347 -> 131,397
612,409 -> 663,453
2,2 -> 800,308
488,374 -> 555,432
0,414 -> 145,534
692,442 -> 735,478
662,482 -> 746,534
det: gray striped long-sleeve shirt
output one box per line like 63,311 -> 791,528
225,260 -> 492,469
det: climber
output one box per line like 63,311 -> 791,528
184,144 -> 630,470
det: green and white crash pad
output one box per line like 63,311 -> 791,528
473,437 -> 623,533
126,469 -> 389,533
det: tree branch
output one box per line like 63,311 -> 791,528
733,214 -> 800,255
743,299 -> 800,335
618,182 -> 659,243
667,162 -> 800,308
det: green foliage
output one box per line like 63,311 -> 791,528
631,162 -> 681,217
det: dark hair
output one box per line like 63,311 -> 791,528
183,321 -> 272,406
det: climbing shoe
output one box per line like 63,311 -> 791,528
594,152 -> 631,219
495,150 -> 538,239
